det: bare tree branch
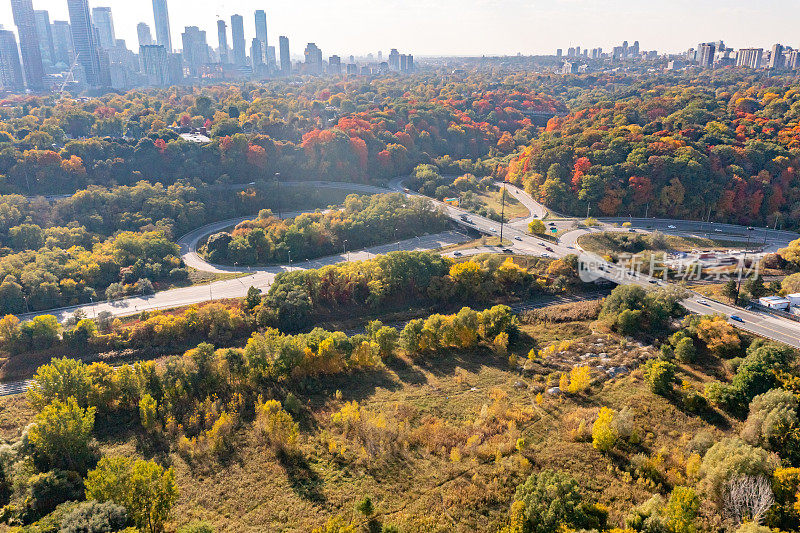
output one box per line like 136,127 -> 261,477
723,475 -> 774,526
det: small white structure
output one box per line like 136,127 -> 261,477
759,296 -> 790,310
786,293 -> 800,306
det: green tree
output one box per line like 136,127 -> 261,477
512,469 -> 592,533
139,394 -> 158,432
665,486 -> 699,533
85,456 -> 178,533
674,337 -> 696,363
644,360 -> 676,396
528,219 -> 546,235
722,279 -> 738,302
28,357 -> 91,409
28,397 -> 96,472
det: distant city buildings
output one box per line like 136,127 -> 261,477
11,0 -> 44,90
0,28 -> 24,91
152,0 -> 172,52
137,23 -> 153,47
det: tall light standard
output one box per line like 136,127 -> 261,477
288,250 -> 292,271
735,226 -> 754,305
343,239 -> 348,261
274,172 -> 282,218
499,184 -> 507,244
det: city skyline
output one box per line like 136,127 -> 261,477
1,0 -> 800,57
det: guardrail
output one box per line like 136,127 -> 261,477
749,302 -> 800,323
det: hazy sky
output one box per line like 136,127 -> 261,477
2,0 -> 799,57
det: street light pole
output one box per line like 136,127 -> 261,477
274,172 -> 282,218
343,239 -> 348,261
499,185 -> 506,244
735,227 -> 754,306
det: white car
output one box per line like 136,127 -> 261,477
714,228 -> 723,232
667,224 -> 677,229
514,236 -> 523,241
697,299 -> 709,306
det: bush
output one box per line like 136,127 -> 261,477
25,469 -> 84,519
60,500 -> 129,533
592,407 -> 618,453
741,388 -> 799,461
699,437 -> 780,506
177,521 -> 215,533
644,360 -> 676,396
255,400 -> 298,451
674,337 -> 696,363
512,469 -> 594,533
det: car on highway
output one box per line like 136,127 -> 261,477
714,228 -> 723,232
648,279 -> 658,284
489,228 -> 497,233
667,224 -> 677,229
697,299 -> 709,306
730,315 -> 744,323
628,228 -> 636,232
514,236 -> 522,241
545,246 -> 554,252
541,253 -> 550,258
453,251 -> 463,257
502,248 -> 513,254
538,242 -> 546,247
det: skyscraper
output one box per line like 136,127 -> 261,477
388,48 -> 400,71
328,55 -> 341,75
10,0 -> 44,90
68,0 -> 102,86
769,44 -> 785,70
0,29 -> 24,91
140,44 -> 167,86
181,26 -> 208,77
698,43 -> 715,68
34,10 -> 55,67
230,14 -> 245,66
152,0 -> 172,52
279,35 -> 290,74
254,10 -> 267,63
304,42 -> 322,74
137,23 -> 153,47
217,20 -> 228,64
51,21 -> 73,66
250,38 -> 263,69
91,7 -> 115,50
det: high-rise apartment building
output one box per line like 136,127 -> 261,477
698,43 -> 715,68
10,0 -> 44,90
230,15 -> 246,66
769,44 -> 785,70
34,10 -> 55,67
91,7 -> 115,50
152,0 -> 172,52
137,23 -> 153,47
304,42 -> 322,74
140,44 -> 167,85
181,26 -> 208,77
51,21 -> 73,65
250,39 -> 263,68
254,10 -> 267,63
328,55 -> 341,75
0,29 -> 24,91
266,46 -> 276,68
736,48 -> 763,69
67,0 -> 102,86
279,35 -> 290,74
388,48 -> 400,71
217,20 -> 229,64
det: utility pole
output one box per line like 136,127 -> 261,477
734,227 -> 754,305
499,185 -> 506,243
274,172 -> 282,218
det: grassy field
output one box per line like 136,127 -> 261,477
475,189 -> 529,221
578,231 -> 740,256
0,302 -> 741,532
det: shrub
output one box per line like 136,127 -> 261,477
644,360 -> 676,396
665,486 -> 699,533
699,438 -> 779,506
177,521 -> 215,533
512,469 -> 594,533
674,337 -> 696,363
60,500 -> 129,533
592,407 -> 618,453
26,469 -> 84,519
255,399 -> 298,451
741,388 -> 799,462
139,394 -> 158,432
566,366 -> 591,394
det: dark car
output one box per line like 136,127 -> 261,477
545,246 -> 554,252
730,315 -> 744,323
502,248 -> 513,254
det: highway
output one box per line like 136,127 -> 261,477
15,178 -> 800,348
